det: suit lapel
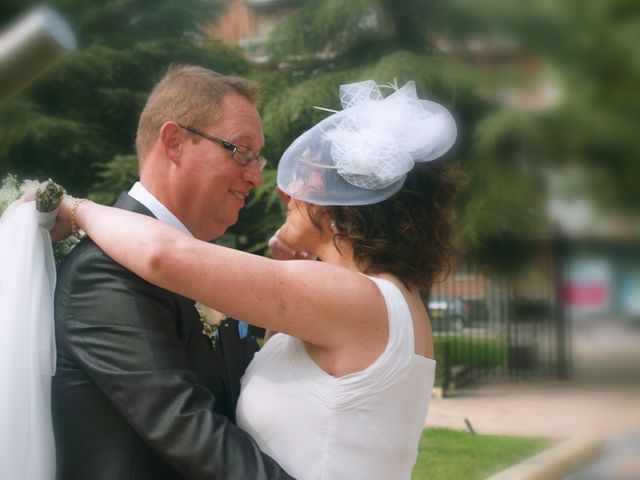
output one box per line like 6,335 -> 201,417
217,319 -> 242,422
113,192 -> 155,217
115,191 -> 247,420
113,192 -> 203,352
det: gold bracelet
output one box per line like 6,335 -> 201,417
70,198 -> 87,240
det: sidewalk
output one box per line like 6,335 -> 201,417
424,381 -> 640,479
426,381 -> 640,439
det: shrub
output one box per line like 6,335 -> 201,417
433,337 -> 452,388
441,335 -> 508,370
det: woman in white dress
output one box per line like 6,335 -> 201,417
50,80 -> 459,479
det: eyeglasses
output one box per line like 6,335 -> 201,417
179,124 -> 267,171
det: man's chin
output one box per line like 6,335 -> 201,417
203,229 -> 226,242
202,221 -> 236,242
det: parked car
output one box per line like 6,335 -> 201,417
427,296 -> 470,331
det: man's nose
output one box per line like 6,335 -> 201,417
243,161 -> 262,186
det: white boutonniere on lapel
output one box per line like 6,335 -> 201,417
195,302 -> 227,349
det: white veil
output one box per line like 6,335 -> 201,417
0,200 -> 57,479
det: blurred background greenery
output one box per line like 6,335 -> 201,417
2,7 -> 639,472
2,0 -> 640,407
1,0 -> 638,260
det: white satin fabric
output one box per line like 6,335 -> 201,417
237,276 -> 435,480
0,201 -> 57,479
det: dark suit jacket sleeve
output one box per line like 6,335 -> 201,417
57,245 -> 294,480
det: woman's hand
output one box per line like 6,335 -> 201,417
268,188 -> 315,260
49,194 -> 76,242
18,180 -> 75,242
268,229 -> 313,261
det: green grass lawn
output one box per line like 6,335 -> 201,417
413,428 -> 553,480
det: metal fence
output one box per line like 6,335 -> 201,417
426,249 -> 569,384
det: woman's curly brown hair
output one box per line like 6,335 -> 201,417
310,161 -> 463,290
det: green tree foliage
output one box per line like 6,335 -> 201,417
2,0 -> 637,261
0,0 -> 249,202
444,0 -> 640,220
248,0 -> 640,261
248,0 -> 490,254
537,0 -> 640,212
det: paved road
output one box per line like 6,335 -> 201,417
426,381 -> 640,479
564,430 -> 640,479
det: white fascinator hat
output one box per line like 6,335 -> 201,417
277,79 -> 457,206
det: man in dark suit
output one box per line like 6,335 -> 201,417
52,65 -> 294,479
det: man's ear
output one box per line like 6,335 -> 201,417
159,122 -> 183,164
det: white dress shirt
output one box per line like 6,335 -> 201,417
128,181 -> 192,237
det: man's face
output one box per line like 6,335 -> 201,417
177,92 -> 264,240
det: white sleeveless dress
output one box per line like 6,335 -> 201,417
236,276 -> 435,480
